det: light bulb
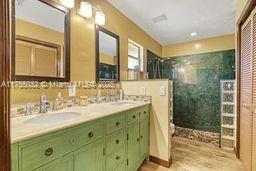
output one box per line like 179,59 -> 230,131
60,0 -> 74,9
190,32 -> 198,36
95,11 -> 105,25
79,1 -> 92,18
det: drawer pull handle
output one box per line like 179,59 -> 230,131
45,147 -> 53,156
140,136 -> 143,139
133,115 -> 136,119
116,122 -> 120,127
144,111 -> 146,114
116,139 -> 120,144
116,156 -> 121,160
88,132 -> 94,138
137,138 -> 140,142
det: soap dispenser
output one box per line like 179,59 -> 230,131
55,92 -> 64,110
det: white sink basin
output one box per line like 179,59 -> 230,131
111,101 -> 136,105
24,112 -> 81,125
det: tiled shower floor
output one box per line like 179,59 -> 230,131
140,137 -> 244,171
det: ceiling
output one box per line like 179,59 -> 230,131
16,0 -> 65,32
107,0 -> 237,45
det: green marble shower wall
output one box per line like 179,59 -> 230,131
162,50 -> 235,133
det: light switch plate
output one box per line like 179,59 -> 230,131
140,86 -> 146,96
69,85 -> 76,96
159,86 -> 166,96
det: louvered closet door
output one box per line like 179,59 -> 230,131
241,14 -> 253,171
252,8 -> 256,171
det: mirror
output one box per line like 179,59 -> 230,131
12,0 -> 70,82
96,26 -> 120,82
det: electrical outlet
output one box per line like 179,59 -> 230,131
140,86 -> 146,96
159,86 -> 166,96
69,84 -> 76,96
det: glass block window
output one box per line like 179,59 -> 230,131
223,82 -> 235,91
222,105 -> 234,114
222,93 -> 234,103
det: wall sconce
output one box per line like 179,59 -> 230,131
95,11 -> 105,26
60,0 -> 75,9
78,1 -> 106,26
79,1 -> 93,18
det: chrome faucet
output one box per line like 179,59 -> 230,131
110,90 -> 116,102
25,103 -> 32,115
40,94 -> 50,113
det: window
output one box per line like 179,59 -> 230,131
128,40 -> 143,71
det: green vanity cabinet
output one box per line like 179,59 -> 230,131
127,107 -> 150,171
11,105 -> 149,171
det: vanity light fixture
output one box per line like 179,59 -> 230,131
60,0 -> 74,8
79,1 -> 93,18
190,32 -> 198,36
95,11 -> 106,26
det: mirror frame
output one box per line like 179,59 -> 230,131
11,0 -> 71,82
96,26 -> 120,82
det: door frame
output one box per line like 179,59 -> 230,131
0,0 -> 11,171
236,0 -> 256,158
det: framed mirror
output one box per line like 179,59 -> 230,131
96,26 -> 120,82
12,0 -> 70,82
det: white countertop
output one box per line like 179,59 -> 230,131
11,101 -> 150,144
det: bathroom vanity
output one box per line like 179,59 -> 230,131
11,102 -> 150,171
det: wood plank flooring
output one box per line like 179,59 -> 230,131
140,137 -> 244,171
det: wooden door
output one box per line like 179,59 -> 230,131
252,8 -> 256,171
240,12 -> 253,171
0,0 -> 11,171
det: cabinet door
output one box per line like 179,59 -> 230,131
34,155 -> 74,171
127,122 -> 140,171
74,139 -> 104,171
139,116 -> 149,159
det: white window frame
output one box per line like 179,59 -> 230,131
128,39 -> 143,71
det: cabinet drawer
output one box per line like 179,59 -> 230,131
20,134 -> 74,171
70,120 -> 104,148
105,114 -> 125,135
106,129 -> 126,155
127,109 -> 140,125
106,146 -> 125,171
19,120 -> 104,171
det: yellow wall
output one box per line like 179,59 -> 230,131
68,0 -> 162,81
100,53 -> 116,65
121,80 -> 171,162
16,19 -> 64,46
11,0 -> 162,104
162,34 -> 235,57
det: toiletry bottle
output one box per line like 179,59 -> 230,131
119,89 -> 124,101
55,92 -> 64,110
96,90 -> 102,103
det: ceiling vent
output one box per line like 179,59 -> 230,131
17,0 -> 25,6
152,14 -> 168,23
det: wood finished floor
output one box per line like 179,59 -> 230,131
140,137 -> 244,171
